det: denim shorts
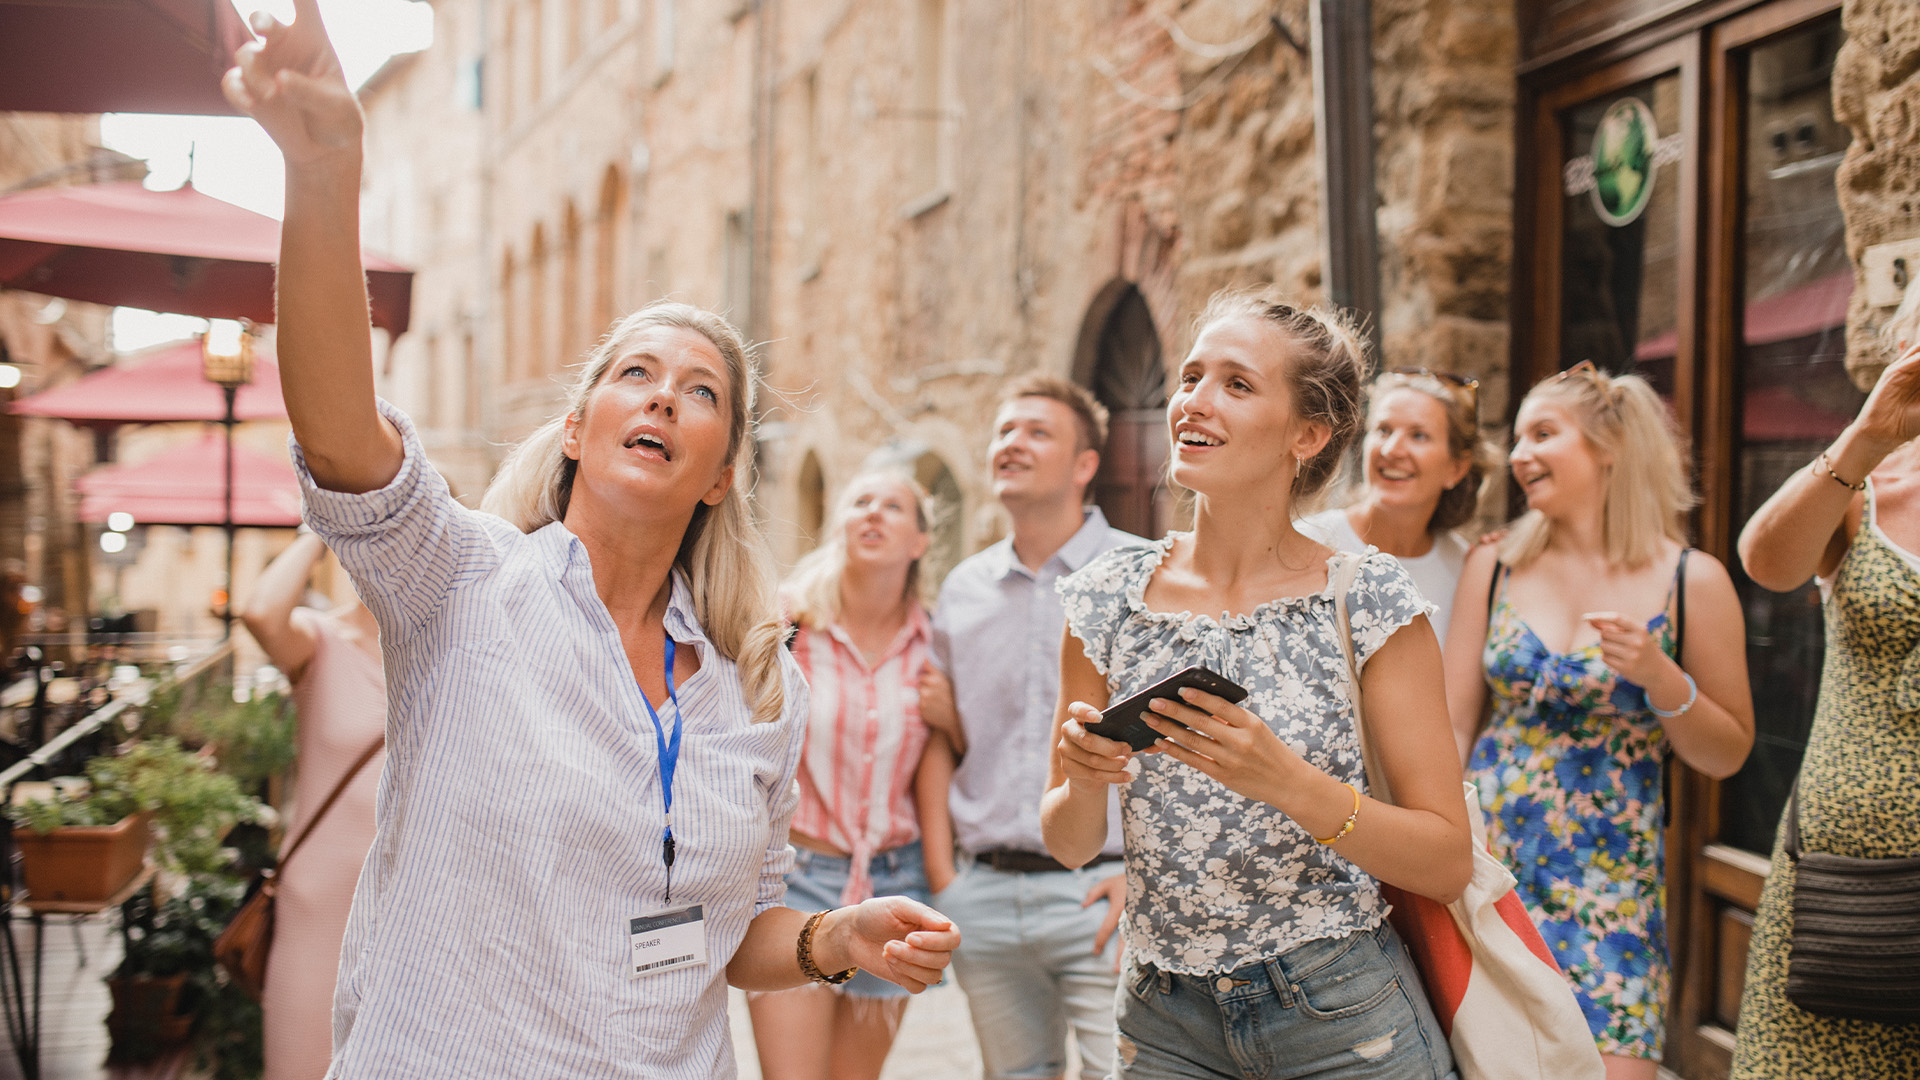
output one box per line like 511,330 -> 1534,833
1114,920 -> 1458,1079
783,841 -> 929,999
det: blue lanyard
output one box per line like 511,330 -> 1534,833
638,637 -> 684,900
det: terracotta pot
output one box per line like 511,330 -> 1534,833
106,973 -> 194,1062
11,812 -> 151,904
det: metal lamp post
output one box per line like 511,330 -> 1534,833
200,320 -> 253,640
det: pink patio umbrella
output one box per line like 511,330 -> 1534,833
0,181 -> 414,336
9,340 -> 288,431
76,433 -> 302,529
0,0 -> 251,115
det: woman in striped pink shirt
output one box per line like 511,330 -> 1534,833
750,470 -> 944,1080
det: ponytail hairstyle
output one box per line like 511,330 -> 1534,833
781,469 -> 935,630
481,301 -> 789,723
1367,370 -> 1500,535
1190,289 -> 1371,504
1498,363 -> 1695,570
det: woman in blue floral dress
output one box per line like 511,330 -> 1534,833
1444,363 -> 1756,1080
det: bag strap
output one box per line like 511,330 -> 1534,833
1674,547 -> 1691,660
1329,552 -> 1393,805
278,735 -> 385,871
1784,775 -> 1803,862
1485,559 -> 1505,620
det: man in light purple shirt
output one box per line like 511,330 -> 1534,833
917,376 -> 1143,1080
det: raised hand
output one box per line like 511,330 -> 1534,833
1853,341 -> 1920,453
222,0 -> 363,165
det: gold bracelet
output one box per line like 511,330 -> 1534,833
1816,451 -> 1867,492
797,909 -> 857,985
1314,782 -> 1361,845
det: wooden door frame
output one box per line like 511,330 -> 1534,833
1673,3 -> 1844,1075
1512,2 -> 1843,1074
1513,36 -> 1702,427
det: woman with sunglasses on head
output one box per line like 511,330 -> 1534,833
1443,362 -> 1755,1080
221,7 -> 957,1078
1044,291 -> 1472,1080
749,470 -> 941,1080
1300,368 -> 1497,644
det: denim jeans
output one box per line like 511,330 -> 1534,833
1114,921 -> 1458,1080
784,842 -> 929,999
934,854 -> 1122,1080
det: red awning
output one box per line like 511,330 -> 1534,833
0,0 -> 251,115
76,432 -> 302,528
11,340 -> 288,428
1634,271 -> 1853,362
0,181 -> 413,335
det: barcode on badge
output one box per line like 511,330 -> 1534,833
635,954 -> 696,974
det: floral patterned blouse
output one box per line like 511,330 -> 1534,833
1058,538 -> 1434,974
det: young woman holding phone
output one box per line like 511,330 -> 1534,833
1042,291 -> 1471,1080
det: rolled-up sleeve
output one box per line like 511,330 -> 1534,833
753,654 -> 812,916
291,399 -> 498,632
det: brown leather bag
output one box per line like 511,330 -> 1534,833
215,736 -> 384,999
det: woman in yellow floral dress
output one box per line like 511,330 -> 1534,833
1444,363 -> 1755,1080
1731,344 -> 1920,1079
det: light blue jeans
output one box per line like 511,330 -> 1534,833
1114,921 -> 1458,1079
934,854 -> 1122,1080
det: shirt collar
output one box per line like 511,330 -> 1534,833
820,602 -> 931,667
992,506 -> 1114,580
536,519 -> 710,647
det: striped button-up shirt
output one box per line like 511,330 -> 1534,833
786,607 -> 932,903
931,507 -> 1141,855
296,402 -> 808,1080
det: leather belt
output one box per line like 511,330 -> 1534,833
975,849 -> 1124,874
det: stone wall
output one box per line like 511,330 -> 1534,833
1374,0 -> 1516,516
1834,0 -> 1920,387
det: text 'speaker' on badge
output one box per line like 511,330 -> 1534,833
629,905 -> 707,978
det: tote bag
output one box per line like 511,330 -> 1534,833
1329,553 -> 1605,1080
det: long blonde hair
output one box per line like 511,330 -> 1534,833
481,301 -> 788,723
782,470 -> 934,630
1498,365 -> 1695,570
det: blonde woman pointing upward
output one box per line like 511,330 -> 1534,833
222,6 -> 956,1077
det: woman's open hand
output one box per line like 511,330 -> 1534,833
222,0 -> 362,164
1056,702 -> 1141,788
1853,341 -> 1920,453
830,897 -> 960,994
1142,686 -> 1297,805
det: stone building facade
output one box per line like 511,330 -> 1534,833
361,0 -> 1519,573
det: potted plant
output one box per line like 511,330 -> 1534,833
107,875 -> 254,1067
9,738 -> 265,900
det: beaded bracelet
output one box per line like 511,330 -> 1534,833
1815,451 -> 1867,492
1648,671 -> 1698,719
797,909 -> 857,985
1315,782 -> 1361,845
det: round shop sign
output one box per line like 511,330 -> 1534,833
1590,97 -> 1657,227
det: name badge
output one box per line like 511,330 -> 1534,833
629,905 -> 708,979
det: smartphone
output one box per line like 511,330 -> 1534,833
1083,666 -> 1249,752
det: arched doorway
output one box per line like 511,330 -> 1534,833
1082,283 -> 1170,539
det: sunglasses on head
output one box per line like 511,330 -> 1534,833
1385,366 -> 1479,421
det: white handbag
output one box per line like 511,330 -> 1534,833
1329,553 -> 1606,1080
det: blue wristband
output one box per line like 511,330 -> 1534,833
1648,671 -> 1698,718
